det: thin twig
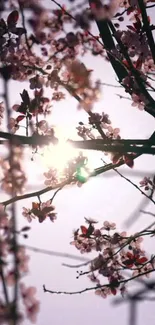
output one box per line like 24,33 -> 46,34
43,268 -> 155,295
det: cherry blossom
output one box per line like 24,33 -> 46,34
1,160 -> 26,195
44,168 -> 58,186
101,221 -> 116,231
95,286 -> 111,298
20,283 -> 40,323
90,0 -> 121,20
139,176 -> 154,191
22,207 -> 36,223
23,200 -> 57,224
65,59 -> 92,93
7,117 -> 19,133
29,75 -> 44,89
52,91 -> 65,101
70,217 -> 154,298
143,57 -> 155,73
106,126 -> 120,139
131,93 -> 145,110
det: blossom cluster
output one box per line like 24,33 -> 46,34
0,146 -> 26,195
71,218 -> 155,298
0,204 -> 40,323
139,176 -> 155,191
22,200 -> 57,223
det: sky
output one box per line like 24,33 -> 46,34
1,0 -> 155,324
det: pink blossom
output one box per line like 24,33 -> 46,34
44,168 -> 58,186
20,283 -> 40,323
143,58 -> 155,73
88,273 -> 100,284
119,0 -> 130,8
12,104 -> 20,111
139,176 -> 153,190
52,91 -> 65,101
131,236 -> 143,250
27,300 -> 40,323
95,286 -> 111,298
29,75 -> 44,89
8,117 -> 19,133
101,221 -> 116,231
22,207 -> 35,223
20,283 -> 37,304
17,247 -> 30,273
131,93 -> 145,110
132,263 -> 153,278
2,162 -> 26,195
37,120 -> 48,133
106,126 -> 120,139
30,200 -> 57,223
90,0 -> 120,20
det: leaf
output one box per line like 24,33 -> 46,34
41,206 -> 55,215
112,153 -> 122,164
123,260 -> 134,268
32,202 -> 40,210
38,215 -> 46,223
122,60 -> 130,68
10,27 -> 26,36
0,18 -> 7,29
127,7 -> 134,15
87,224 -> 94,236
80,225 -> 88,235
137,257 -> 148,264
20,89 -> 30,107
111,288 -> 117,295
0,18 -> 7,36
124,155 -> 134,168
133,21 -> 141,32
7,10 -> 19,26
135,55 -> 143,69
16,102 -> 27,115
134,15 -> 142,31
31,208 -> 41,217
16,115 -> 25,123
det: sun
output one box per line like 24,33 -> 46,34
40,128 -> 97,179
41,137 -> 78,172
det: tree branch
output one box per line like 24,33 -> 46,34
1,180 -> 70,207
137,0 -> 155,63
0,131 -> 58,146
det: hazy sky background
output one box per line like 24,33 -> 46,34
1,0 -> 155,324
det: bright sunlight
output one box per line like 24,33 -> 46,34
42,140 -> 77,171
